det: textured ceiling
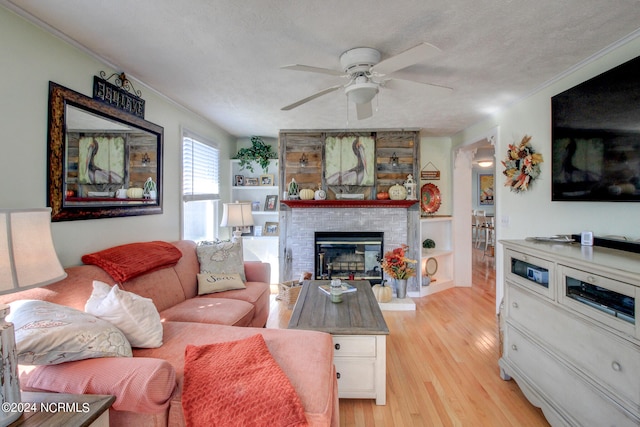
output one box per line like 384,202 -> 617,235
4,0 -> 640,138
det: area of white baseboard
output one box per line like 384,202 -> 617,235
378,297 -> 416,311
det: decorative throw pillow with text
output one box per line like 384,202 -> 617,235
196,240 -> 246,282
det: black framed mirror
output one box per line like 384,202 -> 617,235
47,81 -> 163,221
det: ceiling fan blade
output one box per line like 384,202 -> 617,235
281,64 -> 344,76
384,78 -> 453,97
373,42 -> 441,75
355,102 -> 373,120
281,85 -> 343,111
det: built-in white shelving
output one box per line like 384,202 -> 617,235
409,215 -> 454,297
230,159 -> 279,283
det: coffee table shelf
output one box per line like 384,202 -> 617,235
288,280 -> 389,405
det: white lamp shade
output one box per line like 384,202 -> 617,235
220,202 -> 254,228
0,208 -> 67,294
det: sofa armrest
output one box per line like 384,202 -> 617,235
19,357 -> 176,414
244,261 -> 271,284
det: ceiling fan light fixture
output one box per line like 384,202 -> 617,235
345,82 -> 378,105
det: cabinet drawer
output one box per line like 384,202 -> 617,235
334,359 -> 376,395
332,336 -> 376,357
505,249 -> 555,300
505,325 -> 639,427
558,265 -> 637,339
508,284 -> 640,408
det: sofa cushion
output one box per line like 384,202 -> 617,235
85,281 -> 163,348
182,334 -> 307,426
133,322 -> 336,427
160,298 -> 255,327
81,241 -> 183,283
19,357 -> 176,414
196,240 -> 246,282
8,300 -> 132,365
197,273 -> 246,295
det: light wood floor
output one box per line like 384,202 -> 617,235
266,248 -> 550,426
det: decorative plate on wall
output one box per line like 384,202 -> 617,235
420,183 -> 441,214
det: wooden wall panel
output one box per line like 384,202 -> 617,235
375,131 -> 418,193
279,132 -> 324,192
279,130 -> 419,197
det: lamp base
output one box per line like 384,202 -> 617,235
232,229 -> 244,242
1,304 -> 22,425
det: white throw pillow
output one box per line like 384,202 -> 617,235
197,273 -> 246,295
85,281 -> 163,348
8,300 -> 132,365
196,240 -> 246,282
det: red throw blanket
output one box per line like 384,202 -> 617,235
182,334 -> 308,427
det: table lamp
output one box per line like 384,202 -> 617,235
0,208 -> 67,425
220,202 -> 254,242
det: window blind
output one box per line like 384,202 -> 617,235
182,133 -> 219,201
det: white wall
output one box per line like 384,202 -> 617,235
453,33 -> 640,310
420,136 -> 452,216
0,7 -> 235,266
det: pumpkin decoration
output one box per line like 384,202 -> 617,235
126,187 -> 144,199
372,281 -> 393,303
299,188 -> 315,200
388,183 -> 407,200
376,192 -> 389,200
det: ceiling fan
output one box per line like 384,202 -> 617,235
281,42 -> 452,120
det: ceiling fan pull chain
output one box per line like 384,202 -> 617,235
345,95 -> 350,127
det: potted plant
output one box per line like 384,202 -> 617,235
233,136 -> 277,173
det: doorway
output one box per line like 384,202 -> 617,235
451,128 -> 498,292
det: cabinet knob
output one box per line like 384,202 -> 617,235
511,344 -> 518,351
512,302 -> 519,309
611,361 -> 622,372
522,255 -> 529,262
336,372 -> 341,379
586,275 -> 595,283
334,343 -> 340,350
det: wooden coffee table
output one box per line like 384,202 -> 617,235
288,280 -> 389,405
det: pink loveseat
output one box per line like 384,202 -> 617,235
0,240 -> 338,427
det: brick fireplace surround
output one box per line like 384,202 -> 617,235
279,203 -> 420,292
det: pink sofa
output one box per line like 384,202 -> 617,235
0,240 -> 338,427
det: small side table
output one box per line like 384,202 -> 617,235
9,392 -> 114,427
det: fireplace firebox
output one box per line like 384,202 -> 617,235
314,232 -> 384,284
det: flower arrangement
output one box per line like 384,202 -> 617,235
501,135 -> 544,193
380,244 -> 417,280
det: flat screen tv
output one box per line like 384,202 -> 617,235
551,55 -> 640,201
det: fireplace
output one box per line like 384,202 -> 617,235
314,231 -> 384,284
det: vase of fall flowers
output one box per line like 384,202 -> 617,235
380,244 -> 416,299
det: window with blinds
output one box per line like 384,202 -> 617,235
182,130 -> 220,241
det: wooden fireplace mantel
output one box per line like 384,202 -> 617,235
281,200 -> 419,209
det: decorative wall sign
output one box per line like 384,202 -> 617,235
420,161 -> 440,180
501,135 -> 543,193
93,72 -> 145,118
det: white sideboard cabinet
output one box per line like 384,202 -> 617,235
500,240 -> 639,427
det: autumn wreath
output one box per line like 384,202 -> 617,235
501,135 -> 543,193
